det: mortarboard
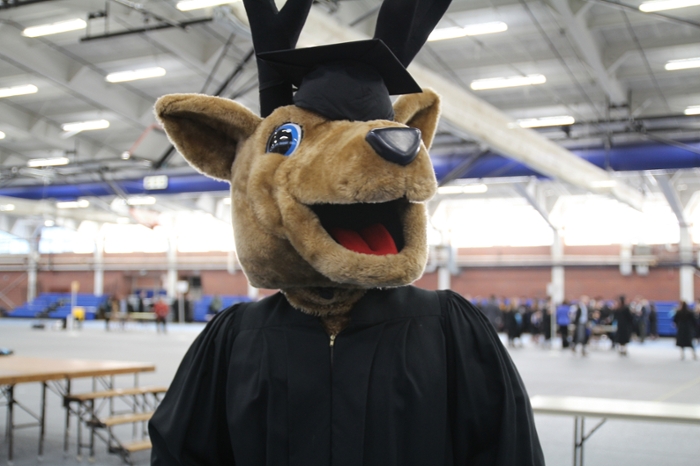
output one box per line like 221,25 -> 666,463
258,39 -> 421,122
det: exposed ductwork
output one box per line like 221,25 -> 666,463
0,142 -> 698,200
433,141 -> 700,180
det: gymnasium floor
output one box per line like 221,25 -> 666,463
1,316 -> 698,466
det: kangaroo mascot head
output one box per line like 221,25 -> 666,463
155,0 -> 451,334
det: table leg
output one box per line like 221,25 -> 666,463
579,417 -> 585,466
39,382 -> 46,459
109,375 -> 114,416
89,399 -> 95,460
573,416 -> 586,466
7,385 -> 14,463
63,379 -> 71,453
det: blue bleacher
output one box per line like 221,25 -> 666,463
654,301 -> 678,337
557,301 -> 679,337
8,293 -> 108,320
193,295 -> 252,322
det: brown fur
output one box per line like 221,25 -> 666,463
155,89 -> 442,317
155,94 -> 261,181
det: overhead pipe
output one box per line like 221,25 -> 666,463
80,17 -> 212,42
433,141 -> 700,181
0,174 -> 229,200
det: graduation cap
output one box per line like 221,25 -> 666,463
258,40 -> 421,122
242,0 -> 452,119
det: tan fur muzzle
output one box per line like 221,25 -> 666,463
155,90 -> 441,296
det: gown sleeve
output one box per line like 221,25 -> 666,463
149,305 -> 244,466
438,291 -> 545,466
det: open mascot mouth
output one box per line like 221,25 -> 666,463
309,198 -> 407,256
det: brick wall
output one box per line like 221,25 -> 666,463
0,272 -> 27,309
2,247 -> 697,308
416,268 -> 552,299
414,266 -> 688,302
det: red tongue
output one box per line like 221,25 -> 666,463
329,223 -> 398,255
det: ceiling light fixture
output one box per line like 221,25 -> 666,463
517,116 -> 575,128
428,21 -> 508,41
143,175 -> 168,190
685,105 -> 700,115
106,67 -> 167,83
590,180 -> 617,188
222,197 -> 231,205
44,220 -> 55,227
56,199 -> 90,209
437,184 -> 488,194
665,57 -> 700,71
0,131 -> 5,140
0,84 -> 38,99
27,156 -> 70,168
22,18 -> 87,37
0,204 -> 15,212
639,0 -> 700,12
470,74 -> 546,91
176,0 -> 239,11
61,119 -> 110,132
126,196 -> 156,206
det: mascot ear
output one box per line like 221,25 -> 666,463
155,94 -> 262,181
392,88 -> 441,150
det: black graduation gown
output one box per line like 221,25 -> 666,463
615,306 -> 634,345
149,286 -> 544,466
673,310 -> 696,348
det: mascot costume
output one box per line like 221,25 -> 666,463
149,0 -> 545,464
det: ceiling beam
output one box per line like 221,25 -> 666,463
0,22 -> 154,127
290,7 -> 643,209
550,0 -> 627,104
514,182 -> 557,231
0,102 -> 119,159
0,102 -> 72,152
655,174 -> 689,227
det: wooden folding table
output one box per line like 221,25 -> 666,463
0,356 -> 155,463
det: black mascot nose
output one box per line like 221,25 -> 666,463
365,127 -> 421,166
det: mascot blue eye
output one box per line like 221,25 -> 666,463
266,123 -> 302,156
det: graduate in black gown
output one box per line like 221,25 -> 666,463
149,0 -> 544,464
151,288 -> 543,465
614,296 -> 634,356
673,301 -> 697,360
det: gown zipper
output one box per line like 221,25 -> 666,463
329,334 -> 336,369
329,333 -> 337,465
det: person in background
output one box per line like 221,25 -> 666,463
673,301 -> 697,360
107,295 -> 119,331
209,295 -> 223,315
505,298 -> 523,348
636,297 -> 650,343
598,298 -> 616,349
570,295 -> 590,356
137,290 -> 146,313
542,299 -> 553,347
118,296 -> 130,330
648,300 -> 658,340
154,297 -> 169,334
530,300 -> 543,345
615,295 -> 634,356
558,300 -> 571,349
482,294 -> 502,332
521,298 -> 533,337
184,294 -> 193,322
695,299 -> 700,347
